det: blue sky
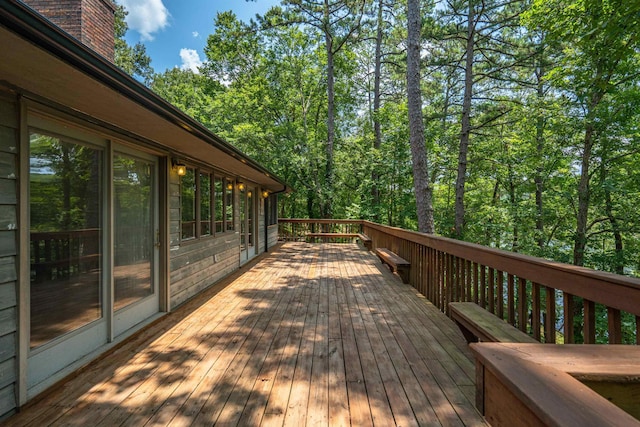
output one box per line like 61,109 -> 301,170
116,0 -> 281,73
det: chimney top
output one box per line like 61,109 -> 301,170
23,0 -> 117,62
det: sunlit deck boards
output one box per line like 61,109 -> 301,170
6,243 -> 486,427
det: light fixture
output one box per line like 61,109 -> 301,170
226,182 -> 234,191
171,158 -> 187,176
247,190 -> 252,198
237,182 -> 245,192
262,190 -> 270,199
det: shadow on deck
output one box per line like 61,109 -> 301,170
4,243 -> 486,427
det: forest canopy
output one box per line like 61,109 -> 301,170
115,0 -> 640,277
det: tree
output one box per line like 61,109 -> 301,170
114,5 -> 154,84
264,0 -> 366,218
524,0 -> 640,266
406,0 -> 434,233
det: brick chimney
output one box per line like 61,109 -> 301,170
23,0 -> 116,62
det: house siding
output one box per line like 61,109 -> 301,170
267,224 -> 279,249
0,94 -> 18,420
258,198 -> 265,255
168,172 -> 241,308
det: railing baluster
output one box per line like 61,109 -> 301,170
517,277 -> 527,333
473,262 -> 479,304
584,299 -> 596,344
488,268 -> 495,314
480,265 -> 487,309
466,260 -> 472,303
545,286 -> 556,343
497,270 -> 504,320
563,292 -> 575,344
446,253 -> 453,313
608,307 -> 622,344
507,274 -> 515,325
532,282 -> 541,341
457,256 -> 463,302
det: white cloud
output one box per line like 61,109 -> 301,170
119,0 -> 170,41
192,31 -> 199,38
180,48 -> 202,73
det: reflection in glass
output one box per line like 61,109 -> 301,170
29,132 -> 103,349
225,179 -> 234,231
214,177 -> 223,233
181,167 -> 196,239
248,188 -> 254,247
240,186 -> 246,249
200,172 -> 211,236
113,154 -> 154,311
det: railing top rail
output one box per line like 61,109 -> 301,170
358,221 -> 640,316
279,218 -> 364,225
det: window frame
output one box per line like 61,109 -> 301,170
179,164 -> 235,243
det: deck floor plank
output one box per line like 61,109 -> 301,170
4,243 -> 486,427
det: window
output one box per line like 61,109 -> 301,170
225,178 -> 235,231
267,193 -> 278,226
200,172 -> 212,236
181,167 -> 196,240
180,166 -> 233,241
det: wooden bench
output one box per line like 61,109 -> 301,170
374,248 -> 410,283
305,232 -> 359,243
357,233 -> 372,251
471,343 -> 640,426
449,302 -> 538,344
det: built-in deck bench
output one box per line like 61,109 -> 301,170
375,247 -> 410,283
357,233 -> 372,251
471,343 -> 640,426
305,232 -> 359,243
449,302 -> 538,344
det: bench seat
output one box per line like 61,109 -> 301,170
471,343 -> 640,426
357,233 -> 372,251
449,302 -> 537,343
305,233 -> 359,242
375,247 -> 410,283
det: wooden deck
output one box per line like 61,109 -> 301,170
5,243 -> 486,427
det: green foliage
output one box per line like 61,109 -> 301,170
114,5 -> 155,84
146,1 -> 640,283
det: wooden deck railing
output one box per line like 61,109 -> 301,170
278,218 -> 363,241
279,219 -> 640,345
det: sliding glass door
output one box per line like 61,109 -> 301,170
27,121 -> 160,393
112,151 -> 159,337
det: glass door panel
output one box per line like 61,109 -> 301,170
113,154 -> 155,311
29,132 -> 103,349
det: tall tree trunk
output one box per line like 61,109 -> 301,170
323,0 -> 335,219
407,0 -> 434,234
454,0 -> 475,239
573,121 -> 594,267
535,63 -> 545,250
371,0 -> 383,221
601,158 -> 624,275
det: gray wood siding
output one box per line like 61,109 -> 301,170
169,172 -> 242,308
170,234 -> 239,307
267,224 -> 279,248
258,198 -> 265,254
0,94 -> 18,420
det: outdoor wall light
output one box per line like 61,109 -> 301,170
262,190 -> 270,199
237,182 -> 246,192
171,158 -> 187,176
226,181 -> 234,191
